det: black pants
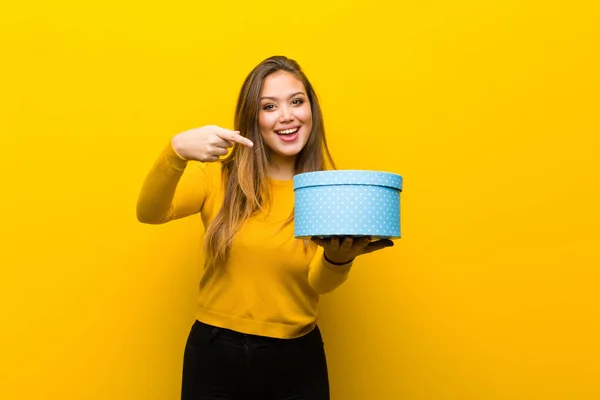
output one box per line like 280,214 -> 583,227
181,320 -> 330,400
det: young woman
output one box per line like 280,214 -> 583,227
137,55 -> 393,400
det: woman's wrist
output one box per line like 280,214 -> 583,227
324,253 -> 354,266
171,134 -> 189,161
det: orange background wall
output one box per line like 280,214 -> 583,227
1,1 -> 599,399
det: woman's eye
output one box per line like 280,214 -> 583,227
262,104 -> 274,110
292,98 -> 304,105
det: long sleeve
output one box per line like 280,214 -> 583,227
136,142 -> 212,224
307,245 -> 353,294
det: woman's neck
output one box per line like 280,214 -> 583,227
268,154 -> 296,180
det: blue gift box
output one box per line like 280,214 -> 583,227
293,170 -> 403,239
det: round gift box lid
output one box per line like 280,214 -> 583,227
293,170 -> 403,191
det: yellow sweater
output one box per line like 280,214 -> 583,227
137,143 -> 353,339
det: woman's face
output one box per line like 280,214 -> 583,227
258,71 -> 313,163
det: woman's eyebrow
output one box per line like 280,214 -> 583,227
260,91 -> 306,101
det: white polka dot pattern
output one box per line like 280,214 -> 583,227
293,170 -> 403,239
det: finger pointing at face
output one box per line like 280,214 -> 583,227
216,129 -> 254,147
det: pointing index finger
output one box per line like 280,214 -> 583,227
216,128 -> 253,147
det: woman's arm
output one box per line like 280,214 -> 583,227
308,236 -> 394,294
136,142 -> 211,224
136,126 -> 253,224
307,246 -> 354,294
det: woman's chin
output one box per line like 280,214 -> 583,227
269,142 -> 305,158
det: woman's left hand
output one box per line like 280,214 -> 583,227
311,236 -> 394,265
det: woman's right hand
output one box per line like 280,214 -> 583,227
171,125 -> 254,162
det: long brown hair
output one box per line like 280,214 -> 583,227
204,55 -> 336,267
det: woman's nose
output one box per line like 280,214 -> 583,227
278,106 -> 293,122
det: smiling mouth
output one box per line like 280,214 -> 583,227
275,127 -> 299,135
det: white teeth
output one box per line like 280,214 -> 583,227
276,128 -> 298,135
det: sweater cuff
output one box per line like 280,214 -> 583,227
322,254 -> 353,274
165,141 -> 189,171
